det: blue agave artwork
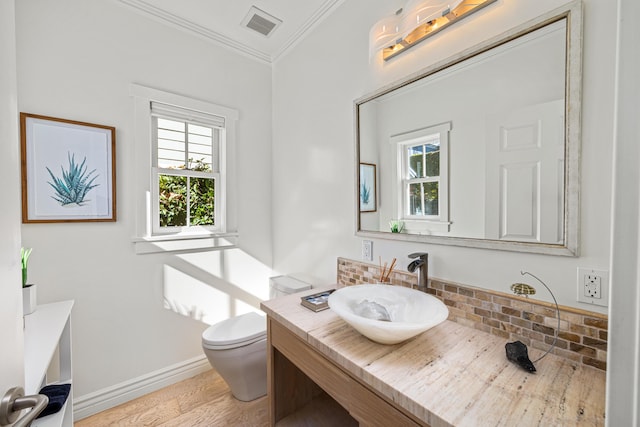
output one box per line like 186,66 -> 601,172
46,152 -> 100,206
360,181 -> 371,205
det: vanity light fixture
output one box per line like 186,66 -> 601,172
369,0 -> 497,61
506,271 -> 561,372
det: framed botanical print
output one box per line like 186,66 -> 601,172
359,163 -> 376,212
20,113 -> 116,223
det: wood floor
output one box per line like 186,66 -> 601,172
74,369 -> 269,426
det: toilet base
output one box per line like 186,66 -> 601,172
203,338 -> 267,402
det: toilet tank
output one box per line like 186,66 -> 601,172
269,275 -> 311,299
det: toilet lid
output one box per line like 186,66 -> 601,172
202,312 -> 266,347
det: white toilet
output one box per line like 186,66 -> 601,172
201,275 -> 311,401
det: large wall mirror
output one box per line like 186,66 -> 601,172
355,1 -> 582,256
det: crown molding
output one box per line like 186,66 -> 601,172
117,0 -> 346,64
116,0 -> 272,64
273,0 -> 346,62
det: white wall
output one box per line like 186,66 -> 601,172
273,0 -> 616,311
0,0 -> 25,390
16,0 -> 273,400
606,0 -> 640,422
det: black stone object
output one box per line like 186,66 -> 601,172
505,340 -> 536,373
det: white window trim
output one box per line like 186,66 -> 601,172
390,122 -> 451,234
130,83 -> 239,253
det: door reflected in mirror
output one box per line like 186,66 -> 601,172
356,2 -> 582,256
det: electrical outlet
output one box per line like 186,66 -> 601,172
362,240 -> 373,261
584,274 -> 601,298
577,268 -> 609,307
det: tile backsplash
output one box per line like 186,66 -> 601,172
337,257 -> 608,372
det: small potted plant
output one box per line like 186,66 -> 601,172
21,247 -> 36,315
389,220 -> 405,233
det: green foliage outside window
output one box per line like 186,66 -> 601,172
159,159 -> 215,227
423,181 -> 439,215
409,149 -> 439,178
425,150 -> 439,177
408,149 -> 440,216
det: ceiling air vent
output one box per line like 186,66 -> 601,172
242,6 -> 282,37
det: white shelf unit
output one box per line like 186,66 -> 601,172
24,300 -> 74,427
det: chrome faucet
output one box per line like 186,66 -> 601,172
407,252 -> 429,291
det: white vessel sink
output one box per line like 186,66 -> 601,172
328,284 -> 449,345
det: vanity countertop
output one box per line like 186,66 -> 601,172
261,287 -> 606,427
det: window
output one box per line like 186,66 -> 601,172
131,84 -> 238,252
151,103 -> 224,234
391,122 -> 450,232
405,138 -> 441,217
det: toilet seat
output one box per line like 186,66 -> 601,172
202,312 -> 266,350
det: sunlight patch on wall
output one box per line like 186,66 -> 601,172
163,264 -> 234,325
163,248 -> 274,325
177,248 -> 273,300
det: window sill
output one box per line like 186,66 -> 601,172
402,219 -> 451,234
132,232 -> 238,254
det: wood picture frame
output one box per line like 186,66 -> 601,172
20,113 -> 116,223
359,163 -> 376,212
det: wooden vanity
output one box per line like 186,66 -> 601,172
261,287 -> 606,427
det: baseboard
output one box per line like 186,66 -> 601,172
74,355 -> 210,420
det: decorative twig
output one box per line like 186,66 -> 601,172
385,258 -> 397,282
380,262 -> 388,281
379,258 -> 397,283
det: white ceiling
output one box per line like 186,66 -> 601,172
115,0 -> 345,63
